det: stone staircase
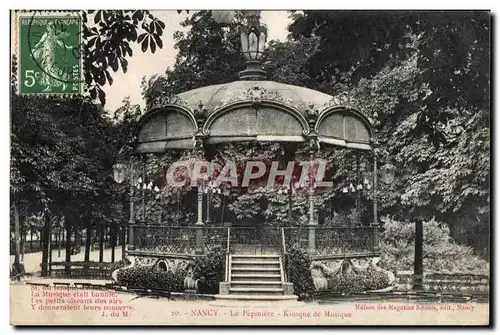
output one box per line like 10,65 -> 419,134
216,254 -> 298,302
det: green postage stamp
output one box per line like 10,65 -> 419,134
15,11 -> 83,94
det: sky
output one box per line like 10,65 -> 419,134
103,10 -> 291,112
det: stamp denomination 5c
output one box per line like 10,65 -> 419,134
16,11 -> 83,94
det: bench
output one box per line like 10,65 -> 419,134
41,261 -> 114,279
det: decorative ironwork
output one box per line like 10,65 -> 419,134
133,225 -> 197,255
132,225 -> 230,255
132,224 -> 376,257
229,226 -> 281,253
204,227 -> 228,252
285,226 -> 377,255
215,86 -> 294,110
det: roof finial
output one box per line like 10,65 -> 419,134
238,10 -> 267,81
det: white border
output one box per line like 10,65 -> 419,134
2,1 -> 497,334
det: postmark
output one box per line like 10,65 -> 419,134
17,11 -> 83,94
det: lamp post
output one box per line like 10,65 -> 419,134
220,184 -> 231,225
112,159 -> 137,258
238,10 -> 267,80
205,180 -> 219,224
371,140 -> 396,252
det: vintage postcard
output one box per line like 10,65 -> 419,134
9,9 -> 491,326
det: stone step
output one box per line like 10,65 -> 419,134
231,260 -> 280,265
231,274 -> 282,281
231,263 -> 280,269
231,281 -> 282,289
210,300 -> 302,307
230,267 -> 281,274
231,255 -> 280,262
214,294 -> 299,302
230,280 -> 282,285
229,287 -> 284,295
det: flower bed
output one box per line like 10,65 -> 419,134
311,259 -> 392,293
325,262 -> 391,293
192,247 -> 225,294
116,265 -> 186,292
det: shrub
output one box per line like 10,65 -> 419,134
379,216 -> 489,274
116,265 -> 186,292
286,246 -> 315,300
110,259 -> 131,273
327,261 -> 390,293
193,247 -> 225,294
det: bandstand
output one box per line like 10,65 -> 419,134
114,11 -> 386,300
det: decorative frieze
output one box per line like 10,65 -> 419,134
323,92 -> 358,110
150,94 -> 192,111
215,85 -> 294,110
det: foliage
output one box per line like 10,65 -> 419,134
350,53 -> 489,236
409,12 -> 490,115
116,265 -> 186,292
82,10 -> 167,104
11,95 -> 120,211
263,36 -> 321,87
142,10 -> 245,108
325,261 -> 391,293
11,87 -> 139,266
288,11 -> 414,90
324,209 -> 361,227
192,247 -> 225,294
289,11 -> 490,134
379,216 -> 489,274
110,258 -> 131,273
286,246 -> 315,300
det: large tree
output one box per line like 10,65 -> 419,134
142,10 -> 245,108
288,10 -> 491,143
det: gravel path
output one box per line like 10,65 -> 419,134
10,247 -> 123,273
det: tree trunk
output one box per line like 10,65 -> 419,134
11,200 -> 25,277
413,219 -> 424,291
13,202 -> 21,265
99,225 -> 104,262
41,212 -> 52,277
30,228 -> 33,251
111,224 -> 116,263
48,228 -> 53,276
84,223 -> 91,262
20,217 -> 25,262
64,215 -> 72,276
121,226 -> 126,261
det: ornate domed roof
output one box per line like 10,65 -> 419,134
134,80 -> 374,154
132,11 -> 374,155
176,80 -> 333,114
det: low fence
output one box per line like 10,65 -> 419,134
131,224 -> 377,257
133,225 -> 197,254
228,226 -> 282,253
42,261 -> 118,280
395,271 -> 489,295
132,225 -> 229,255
